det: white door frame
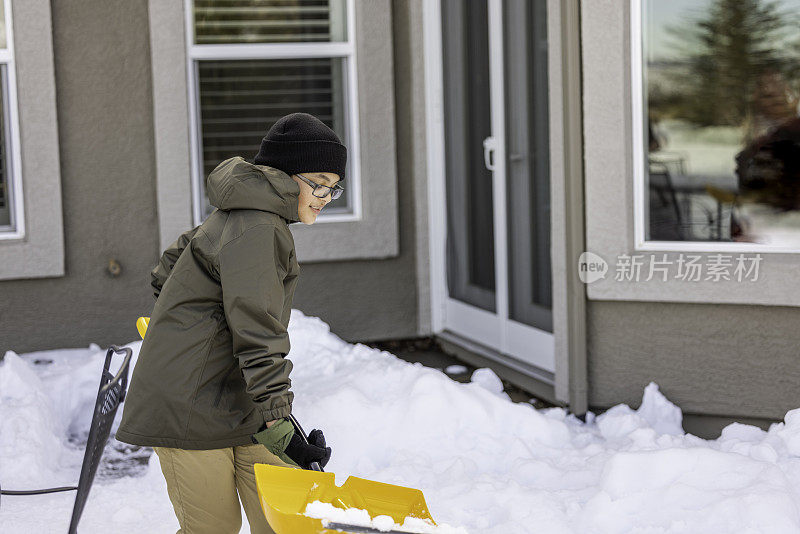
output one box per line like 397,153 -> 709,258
487,0 -> 510,354
423,0 -> 447,338
423,0 -> 556,378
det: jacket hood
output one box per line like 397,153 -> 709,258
206,156 -> 301,223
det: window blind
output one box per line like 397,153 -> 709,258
197,57 -> 348,216
193,0 -> 346,44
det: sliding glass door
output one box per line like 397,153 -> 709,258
440,0 -> 554,374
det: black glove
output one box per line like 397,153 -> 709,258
284,427 -> 332,469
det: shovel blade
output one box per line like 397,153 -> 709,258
254,464 -> 435,534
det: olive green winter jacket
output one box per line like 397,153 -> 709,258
116,156 -> 302,449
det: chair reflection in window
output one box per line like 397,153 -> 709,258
648,158 -> 738,242
647,117 -> 741,242
648,160 -> 685,240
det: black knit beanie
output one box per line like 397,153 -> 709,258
253,112 -> 347,181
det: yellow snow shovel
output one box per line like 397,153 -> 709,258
135,316 -> 436,534
135,316 -> 149,340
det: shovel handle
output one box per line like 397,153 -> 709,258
288,414 -> 323,472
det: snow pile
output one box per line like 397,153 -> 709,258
0,351 -> 69,488
304,501 -> 467,533
0,343 -> 175,533
3,309 -> 800,533
444,364 -> 468,375
469,367 -> 509,400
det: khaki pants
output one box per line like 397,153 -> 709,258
153,443 -> 297,534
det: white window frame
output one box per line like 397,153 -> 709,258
582,0 -> 800,307
632,0 -> 800,254
183,0 -> 362,228
0,0 -> 24,239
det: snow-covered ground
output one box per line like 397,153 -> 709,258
4,309 -> 800,533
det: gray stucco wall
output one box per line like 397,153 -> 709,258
400,0 -> 432,338
580,0 -> 799,426
291,0 -> 421,343
588,300 -> 800,421
0,0 -> 423,353
0,0 -> 158,354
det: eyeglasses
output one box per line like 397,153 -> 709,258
296,173 -> 344,200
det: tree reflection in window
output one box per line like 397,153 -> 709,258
644,0 -> 800,246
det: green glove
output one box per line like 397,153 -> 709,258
252,418 -> 300,468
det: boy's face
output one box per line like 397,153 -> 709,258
291,172 -> 341,224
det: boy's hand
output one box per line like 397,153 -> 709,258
253,418 -> 332,469
285,428 -> 332,469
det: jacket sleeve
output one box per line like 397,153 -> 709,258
218,223 -> 293,423
150,225 -> 201,300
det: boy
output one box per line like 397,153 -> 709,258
116,113 -> 346,534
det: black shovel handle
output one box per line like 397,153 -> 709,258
287,414 -> 323,472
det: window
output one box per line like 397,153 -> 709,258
150,0 -> 395,262
186,0 -> 358,225
0,0 -> 22,237
639,0 -> 800,250
583,0 -> 800,305
0,0 -> 64,280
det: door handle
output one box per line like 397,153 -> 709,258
483,136 -> 497,171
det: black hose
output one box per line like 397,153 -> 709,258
0,479 -> 77,511
1,486 -> 78,495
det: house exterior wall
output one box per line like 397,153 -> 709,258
0,0 -> 423,354
293,0 -> 422,342
0,0 -> 66,281
396,0 -> 432,338
588,300 -> 800,421
0,0 -> 159,354
581,0 -> 799,423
